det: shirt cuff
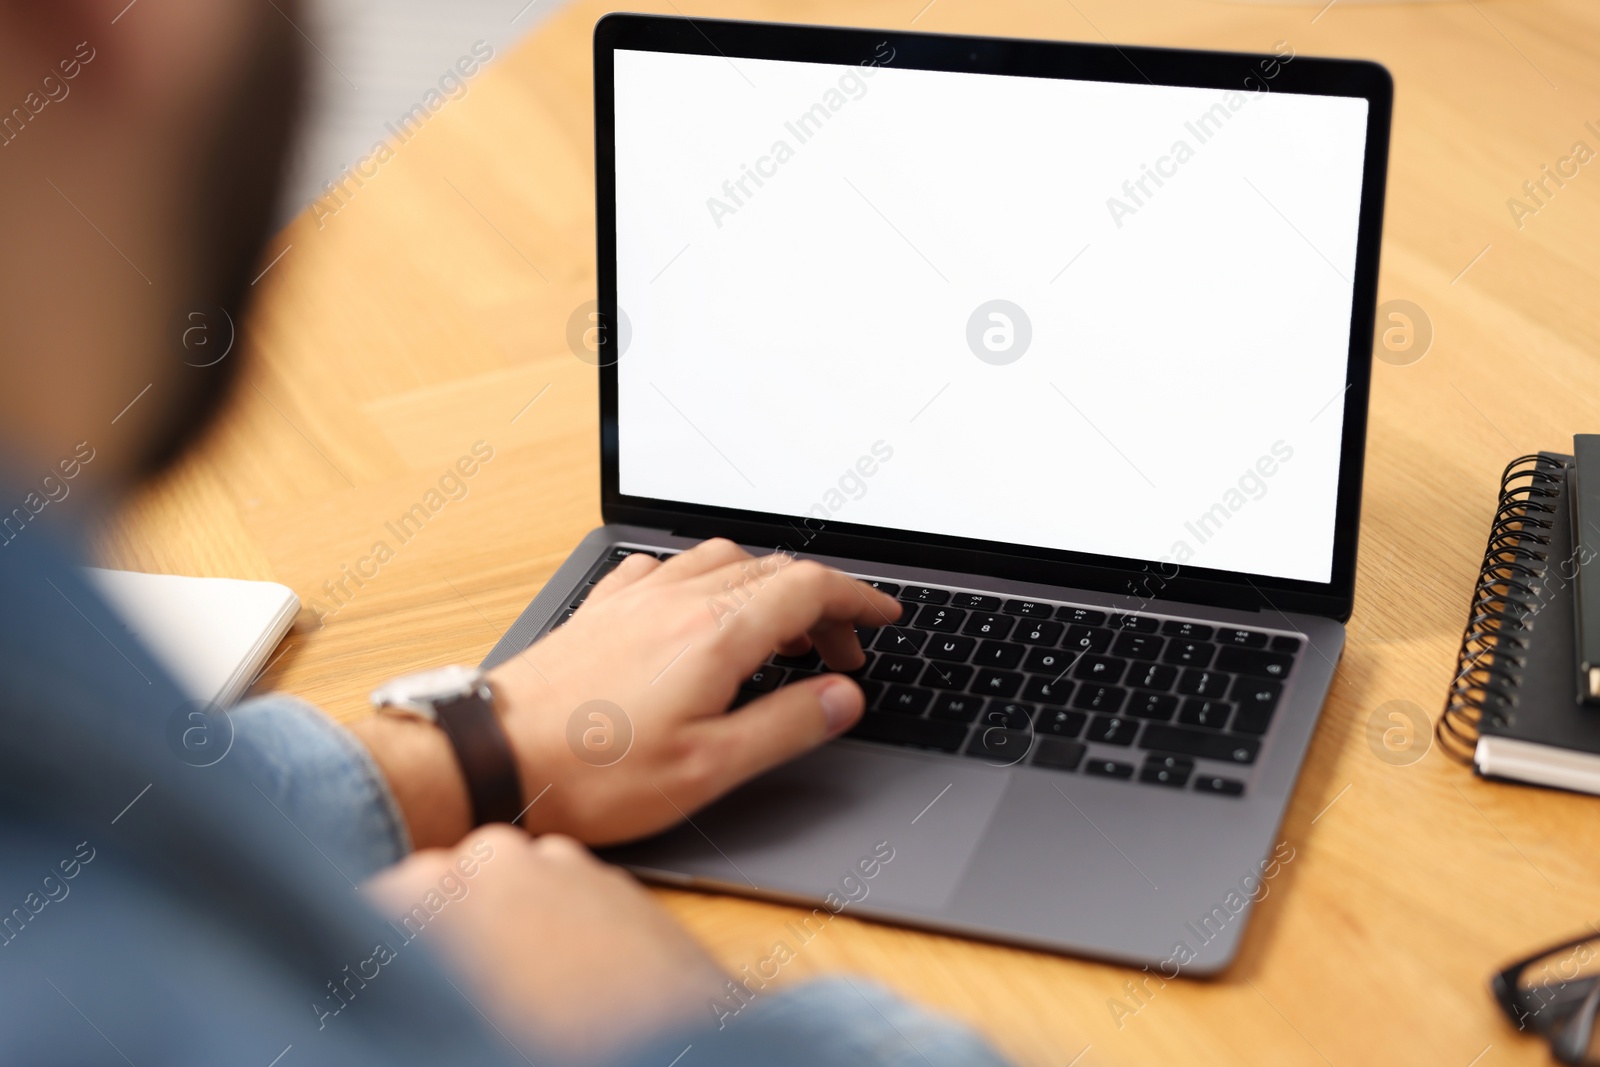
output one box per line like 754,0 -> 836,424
227,693 -> 412,880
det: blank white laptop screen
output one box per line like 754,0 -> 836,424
612,48 -> 1369,584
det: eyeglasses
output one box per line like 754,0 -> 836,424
1494,932 -> 1600,1064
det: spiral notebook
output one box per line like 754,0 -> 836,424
1440,452 -> 1600,794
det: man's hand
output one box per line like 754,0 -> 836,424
490,539 -> 901,844
366,827 -> 727,1062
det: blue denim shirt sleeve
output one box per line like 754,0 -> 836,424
227,694 -> 412,880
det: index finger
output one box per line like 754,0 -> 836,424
640,537 -> 752,584
698,557 -> 902,664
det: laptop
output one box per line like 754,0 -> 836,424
484,15 -> 1391,973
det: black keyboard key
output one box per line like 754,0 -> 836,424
1023,647 -> 1074,675
1127,662 -> 1178,692
974,640 -> 1024,670
743,666 -> 786,693
1230,675 -> 1283,708
589,559 -> 622,583
874,628 -> 927,656
912,604 -> 965,632
926,635 -> 976,662
869,655 -> 924,684
1062,626 -> 1112,654
1215,646 -> 1295,680
1229,677 -> 1283,734
1110,614 -> 1160,633
965,728 -> 1032,763
1072,684 -> 1127,714
982,701 -> 1035,731
1140,755 -> 1193,788
1161,620 -> 1213,640
862,579 -> 901,596
974,669 -> 1023,698
901,586 -> 951,605
569,585 -> 594,608
1015,619 -> 1064,645
1072,654 -> 1127,684
952,593 -> 1001,611
1033,737 -> 1087,771
551,607 -> 577,628
857,680 -> 885,704
1126,692 -> 1179,721
1112,633 -> 1165,660
1179,699 -> 1233,730
1162,640 -> 1215,668
929,693 -> 984,722
607,546 -> 656,560
1035,707 -> 1087,738
1141,725 -> 1260,764
1218,627 -> 1268,648
847,713 -> 967,752
1056,606 -> 1107,626
1270,634 -> 1303,653
1002,599 -> 1054,618
963,613 -> 1015,640
920,661 -> 975,691
1087,714 -> 1139,745
1176,669 -> 1230,698
1085,758 -> 1135,780
1021,675 -> 1073,705
876,685 -> 933,716
1194,774 -> 1246,797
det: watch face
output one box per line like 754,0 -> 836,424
370,664 -> 482,713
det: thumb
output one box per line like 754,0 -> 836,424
701,674 -> 863,790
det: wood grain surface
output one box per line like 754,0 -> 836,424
95,1 -> 1600,1063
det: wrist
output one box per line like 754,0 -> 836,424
349,711 -> 473,851
485,665 -> 558,836
361,664 -> 532,849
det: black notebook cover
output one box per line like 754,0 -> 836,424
1464,453 -> 1600,792
1570,434 -> 1600,703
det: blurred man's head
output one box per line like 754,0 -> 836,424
0,0 -> 302,496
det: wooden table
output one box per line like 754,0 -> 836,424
97,1 -> 1600,1063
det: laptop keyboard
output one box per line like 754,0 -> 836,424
554,546 -> 1304,799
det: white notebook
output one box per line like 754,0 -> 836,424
83,567 -> 300,708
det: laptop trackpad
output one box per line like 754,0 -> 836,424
604,743 -> 1010,913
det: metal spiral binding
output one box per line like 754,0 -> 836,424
1438,455 -> 1565,762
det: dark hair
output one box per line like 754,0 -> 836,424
136,11 -> 305,477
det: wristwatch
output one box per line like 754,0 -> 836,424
370,665 -> 525,828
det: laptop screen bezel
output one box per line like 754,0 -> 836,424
594,14 -> 1391,621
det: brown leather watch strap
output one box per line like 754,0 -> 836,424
432,685 -> 524,828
